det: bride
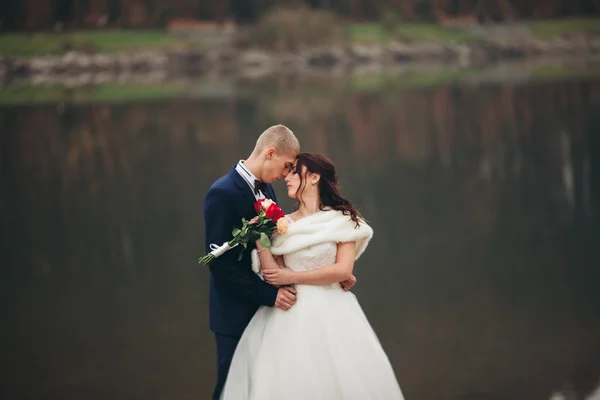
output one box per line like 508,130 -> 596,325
220,153 -> 405,400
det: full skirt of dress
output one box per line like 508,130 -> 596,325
221,283 -> 405,400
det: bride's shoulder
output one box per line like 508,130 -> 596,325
286,212 -> 300,222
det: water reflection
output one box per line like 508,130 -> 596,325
1,74 -> 600,399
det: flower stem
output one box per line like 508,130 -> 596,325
198,237 -> 241,265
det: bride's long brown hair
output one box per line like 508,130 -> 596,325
294,153 -> 364,227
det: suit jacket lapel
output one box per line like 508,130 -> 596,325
228,166 -> 278,205
266,184 -> 277,203
228,167 -> 256,208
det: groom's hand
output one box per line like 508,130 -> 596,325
275,286 -> 297,311
340,275 -> 357,292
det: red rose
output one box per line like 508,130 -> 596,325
254,199 -> 265,213
265,203 -> 285,222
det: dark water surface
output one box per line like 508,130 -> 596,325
2,71 -> 600,400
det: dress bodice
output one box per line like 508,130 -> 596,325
282,215 -> 338,272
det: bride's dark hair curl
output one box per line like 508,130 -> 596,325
294,153 -> 364,227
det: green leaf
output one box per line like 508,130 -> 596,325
232,228 -> 241,237
237,250 -> 244,262
259,232 -> 271,248
249,231 -> 260,242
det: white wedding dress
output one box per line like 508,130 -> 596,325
221,217 -> 405,400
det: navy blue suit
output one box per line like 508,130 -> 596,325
204,166 -> 279,400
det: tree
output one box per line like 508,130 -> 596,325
0,1 -> 26,30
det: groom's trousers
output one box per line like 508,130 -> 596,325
213,334 -> 241,400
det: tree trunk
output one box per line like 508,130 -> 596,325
401,0 -> 416,20
431,0 -> 449,21
350,0 -> 362,19
496,0 -> 517,19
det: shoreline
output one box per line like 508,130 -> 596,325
2,34 -> 600,85
2,57 -> 600,105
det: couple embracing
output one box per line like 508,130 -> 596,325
203,124 -> 405,400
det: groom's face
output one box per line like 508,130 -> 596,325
262,148 -> 297,183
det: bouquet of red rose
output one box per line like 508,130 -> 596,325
199,199 -> 288,265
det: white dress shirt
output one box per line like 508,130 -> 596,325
235,160 -> 266,201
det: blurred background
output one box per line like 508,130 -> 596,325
1,1 -> 600,399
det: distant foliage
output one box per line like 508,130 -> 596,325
380,9 -> 403,33
3,0 -> 600,30
236,5 -> 343,51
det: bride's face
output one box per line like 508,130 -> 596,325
284,163 -> 303,199
285,162 -> 319,200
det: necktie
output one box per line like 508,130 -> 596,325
254,179 -> 267,196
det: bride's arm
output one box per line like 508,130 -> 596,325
261,242 -> 355,286
255,240 -> 286,271
275,255 -> 286,268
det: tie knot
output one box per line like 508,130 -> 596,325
254,179 -> 267,195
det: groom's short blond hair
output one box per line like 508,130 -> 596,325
252,124 -> 299,156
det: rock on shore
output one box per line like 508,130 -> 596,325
1,35 -> 599,85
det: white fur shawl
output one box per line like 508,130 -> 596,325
251,209 -> 373,275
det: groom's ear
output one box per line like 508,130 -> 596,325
265,147 -> 276,160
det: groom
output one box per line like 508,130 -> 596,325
204,124 -> 302,400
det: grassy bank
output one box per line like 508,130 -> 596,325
531,64 -> 600,80
346,67 -> 479,92
345,18 -> 600,45
0,30 -> 195,57
0,82 -> 186,104
343,23 -> 481,44
529,18 -> 600,38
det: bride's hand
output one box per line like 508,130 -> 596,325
340,274 -> 357,292
263,268 -> 296,286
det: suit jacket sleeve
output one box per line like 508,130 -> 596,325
204,186 -> 278,307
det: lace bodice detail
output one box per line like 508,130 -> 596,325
282,215 -> 338,272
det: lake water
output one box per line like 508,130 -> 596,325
1,65 -> 600,399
